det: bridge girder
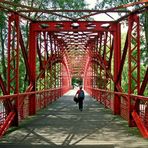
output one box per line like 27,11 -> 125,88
0,1 -> 148,138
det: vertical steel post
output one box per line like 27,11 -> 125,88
28,23 -> 36,115
7,14 -> 20,95
113,23 -> 121,115
128,14 -> 140,126
43,32 -> 47,107
7,13 -> 20,126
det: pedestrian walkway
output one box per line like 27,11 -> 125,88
0,89 -> 148,148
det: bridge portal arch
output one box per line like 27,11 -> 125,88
0,1 -> 147,138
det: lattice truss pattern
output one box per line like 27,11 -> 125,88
0,0 -> 148,138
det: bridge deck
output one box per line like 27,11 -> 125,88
0,89 -> 148,148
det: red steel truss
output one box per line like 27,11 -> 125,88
0,1 -> 148,138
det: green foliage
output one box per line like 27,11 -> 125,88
0,0 -> 147,96
0,0 -> 87,94
72,77 -> 82,86
0,12 -> 6,29
52,0 -> 86,9
96,0 -> 148,63
96,0 -> 148,95
140,64 -> 148,96
96,0 -> 137,9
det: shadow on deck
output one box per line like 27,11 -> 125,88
0,89 -> 148,148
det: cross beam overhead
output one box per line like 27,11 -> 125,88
0,0 -> 148,139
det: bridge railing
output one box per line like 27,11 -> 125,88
86,87 -> 148,138
0,87 -> 69,137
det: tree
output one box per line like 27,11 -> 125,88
95,0 -> 148,65
0,0 -> 87,92
95,0 -> 148,95
0,11 -> 7,81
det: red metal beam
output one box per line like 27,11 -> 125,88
7,13 -> 20,94
128,14 -> 140,126
132,111 -> 148,138
0,0 -> 72,20
139,68 -> 148,95
28,23 -> 37,115
29,21 -> 116,32
18,9 -> 130,13
7,13 -> 20,126
0,75 -> 13,114
117,4 -> 148,22
77,1 -> 148,20
0,112 -> 15,138
115,32 -> 128,84
0,75 -> 8,95
0,0 -> 147,22
134,67 -> 148,113
113,23 -> 121,115
37,39 -> 44,70
0,3 -> 33,21
19,30 -> 31,81
103,32 -> 108,61
107,39 -> 113,70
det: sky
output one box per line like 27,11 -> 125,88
85,0 -> 97,9
84,0 -> 128,32
85,0 -> 118,21
85,0 -> 122,21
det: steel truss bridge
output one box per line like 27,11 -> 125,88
0,0 -> 148,138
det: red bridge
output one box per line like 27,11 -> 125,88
0,1 -> 148,146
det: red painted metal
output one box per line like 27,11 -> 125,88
139,68 -> 148,95
0,2 -> 34,21
7,13 -> 20,126
82,11 -> 147,137
0,75 -> 8,95
19,30 -> 31,81
132,111 -> 148,138
0,1 -> 148,138
37,32 -> 48,108
113,23 -> 121,115
29,21 -> 116,32
128,14 -> 140,126
7,13 -> 20,94
0,112 -> 15,138
28,23 -> 37,115
116,33 -> 128,83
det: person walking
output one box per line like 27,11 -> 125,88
75,86 -> 85,111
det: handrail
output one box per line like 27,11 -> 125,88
85,87 -> 148,100
0,88 -> 62,100
86,86 -> 148,138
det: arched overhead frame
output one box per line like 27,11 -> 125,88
0,0 -> 147,138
